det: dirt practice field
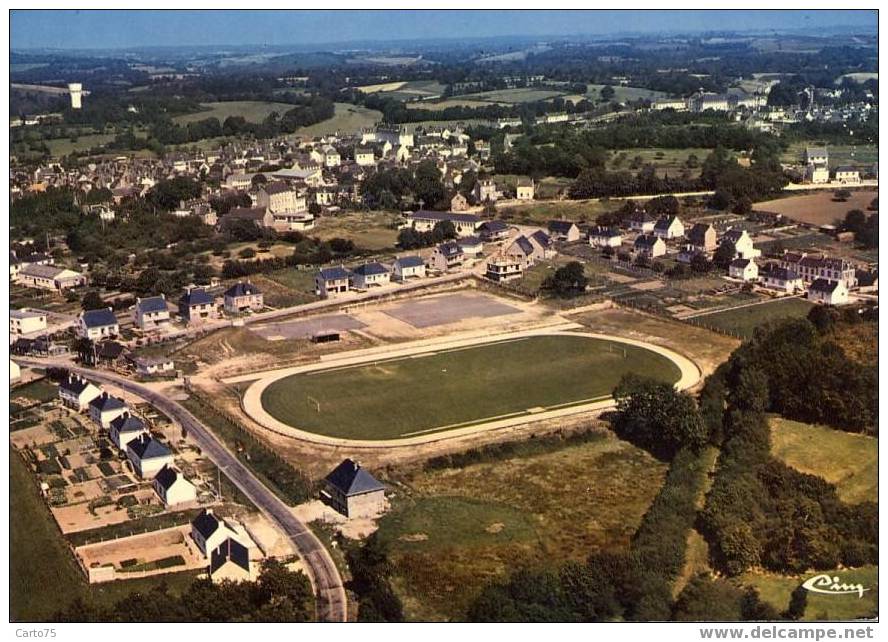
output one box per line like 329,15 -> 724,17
754,189 -> 877,226
251,314 -> 366,340
173,101 -> 296,124
258,334 -> 682,440
75,525 -> 205,577
383,293 -> 521,328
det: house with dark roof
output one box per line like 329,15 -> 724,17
126,433 -> 174,478
457,235 -> 484,256
209,538 -> 253,583
686,223 -> 718,253
191,508 -> 249,557
351,262 -> 391,289
16,264 -> 85,291
392,255 -> 426,281
322,459 -> 386,518
77,308 -> 119,341
760,265 -> 804,293
222,206 -> 274,229
224,281 -> 263,314
153,465 -> 197,507
628,210 -> 655,233
504,234 -> 540,267
478,220 -> 511,241
59,374 -> 102,411
89,392 -> 127,428
729,258 -> 759,282
109,411 -> 148,450
547,220 -> 581,243
404,210 -> 481,237
834,166 -> 861,185
134,295 -> 170,329
633,234 -> 666,258
178,287 -> 216,323
588,226 -> 622,249
808,278 -> 849,306
315,266 -> 351,297
653,215 -> 685,240
427,241 -> 465,272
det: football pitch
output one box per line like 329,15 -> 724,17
258,334 -> 682,440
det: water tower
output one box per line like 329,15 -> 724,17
68,83 -> 83,109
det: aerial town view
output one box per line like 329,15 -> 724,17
7,7 -> 879,630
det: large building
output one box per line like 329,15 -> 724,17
10,308 -> 47,336
17,264 -> 85,291
403,210 -> 481,237
322,459 -> 386,518
778,252 -> 856,288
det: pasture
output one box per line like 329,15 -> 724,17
754,189 -> 877,227
310,211 -> 401,250
293,103 -> 382,137
172,101 -> 296,125
691,297 -> 814,339
769,416 -> 877,504
378,431 -> 669,620
456,87 -> 566,103
258,334 -> 682,440
584,84 -> 669,103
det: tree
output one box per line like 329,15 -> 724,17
600,85 -> 616,102
784,584 -> 808,620
414,160 -> 446,209
833,189 -> 851,202
543,261 -> 588,298
690,253 -> 711,273
81,290 -> 104,311
713,241 -> 736,270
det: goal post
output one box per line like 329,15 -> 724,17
306,395 -> 321,413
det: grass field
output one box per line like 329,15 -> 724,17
780,142 -> 878,169
456,87 -> 566,104
259,334 -> 681,440
11,448 -> 200,621
293,103 -> 382,137
378,432 -> 668,620
770,416 -> 877,504
691,297 -> 814,339
584,84 -> 669,103
740,566 -> 878,621
311,211 -> 401,250
45,133 -> 117,157
173,101 -> 296,125
499,199 -> 613,225
406,99 -> 501,111
609,147 -> 709,178
754,189 -> 878,227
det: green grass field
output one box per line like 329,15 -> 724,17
584,84 -> 670,103
780,142 -> 878,168
770,416 -> 877,504
691,298 -> 814,339
259,334 -> 681,440
457,87 -> 566,104
311,211 -> 400,250
379,432 -> 668,620
740,566 -> 878,621
294,102 -> 382,137
173,101 -> 297,125
10,448 -> 199,621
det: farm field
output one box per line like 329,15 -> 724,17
311,211 -> 401,250
458,87 -> 567,103
754,189 -> 877,226
293,102 -> 382,137
259,334 -> 682,440
780,142 -> 878,168
357,80 -> 446,101
690,297 -> 814,339
584,84 -> 670,102
740,566 -> 878,621
499,198 -> 613,225
378,431 -> 669,620
10,448 -> 200,621
769,416 -> 877,504
609,147 -> 709,177
406,99 -> 502,110
173,100 -> 296,125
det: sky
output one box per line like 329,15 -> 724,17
11,9 -> 878,50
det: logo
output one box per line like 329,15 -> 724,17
801,574 -> 869,598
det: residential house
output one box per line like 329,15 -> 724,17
256,182 -> 305,215
478,220 -> 511,241
153,465 -> 198,508
473,179 -> 498,203
516,177 -> 535,200
134,295 -> 170,330
392,256 -> 426,281
547,220 -> 581,243
633,234 -> 666,258
223,206 -> 274,229
653,215 -> 685,240
450,193 -> 469,212
686,223 -> 718,253
729,258 -> 759,282
59,374 -> 102,411
427,242 -> 465,272
77,308 -> 119,341
17,264 -> 85,291
405,210 -> 481,237
805,147 -> 829,165
355,148 -> 376,167
485,256 -> 524,282
10,308 -> 47,336
588,226 -> 622,248
721,228 -> 761,260
808,278 -> 849,305
178,287 -> 216,323
529,230 -> 555,259
126,434 -> 174,479
109,412 -> 148,450
89,392 -> 127,429
131,356 -> 175,377
322,459 -> 386,519
628,210 -> 656,233
10,359 -> 21,384
322,146 -> 341,168
760,266 -> 804,293
224,282 -> 263,314
209,538 -> 253,583
191,508 -> 248,558
351,262 -> 391,289
457,236 -> 484,257
834,166 -> 861,185
315,266 -> 351,297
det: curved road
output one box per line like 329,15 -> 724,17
16,358 -> 347,623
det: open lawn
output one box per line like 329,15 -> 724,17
770,416 -> 877,504
690,297 -> 814,339
311,212 -> 401,250
10,449 -> 199,621
499,199 -> 612,225
379,431 -> 668,620
755,189 -> 878,227
740,566 -> 878,621
609,147 -> 709,178
584,84 -> 670,103
293,103 -> 382,137
259,334 -> 681,440
173,101 -> 296,125
46,133 -> 117,157
780,142 -> 878,169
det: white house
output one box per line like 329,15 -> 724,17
59,375 -> 102,411
457,236 -> 484,257
629,211 -> 656,233
729,258 -> 759,282
191,509 -> 249,558
132,356 -> 176,377
721,228 -> 761,260
126,434 -> 174,479
315,266 -> 351,297
404,211 -> 481,237
77,308 -> 119,341
485,256 -> 524,282
653,215 -> 685,240
392,256 -> 426,281
134,295 -> 170,330
516,177 -> 535,200
547,220 -> 581,243
761,266 -> 804,293
634,234 -> 667,258
834,166 -> 861,185
89,392 -> 127,428
10,308 -> 47,336
808,278 -> 849,305
588,226 -> 622,248
10,359 -> 21,384
427,242 -> 465,272
209,538 -> 254,583
224,282 -> 263,314
355,148 -> 376,167
17,264 -> 85,291
178,287 -> 216,323
153,465 -> 198,508
351,262 -> 391,289
109,412 -> 149,450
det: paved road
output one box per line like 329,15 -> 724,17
16,357 -> 347,623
